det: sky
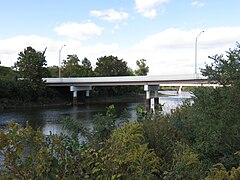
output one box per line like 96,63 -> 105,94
0,0 -> 240,75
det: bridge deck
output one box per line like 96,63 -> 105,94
44,74 -> 209,87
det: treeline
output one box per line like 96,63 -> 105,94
0,43 -> 240,178
0,46 -> 149,106
47,55 -> 149,78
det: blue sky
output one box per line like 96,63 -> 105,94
0,0 -> 240,75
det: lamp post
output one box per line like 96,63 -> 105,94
59,44 -> 66,78
195,31 -> 204,74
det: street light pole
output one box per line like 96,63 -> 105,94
59,44 -> 66,78
195,31 -> 204,74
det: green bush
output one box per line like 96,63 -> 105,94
0,121 -> 160,179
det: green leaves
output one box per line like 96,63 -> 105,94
94,55 -> 133,76
0,121 -> 160,179
14,46 -> 48,99
134,59 -> 149,76
201,42 -> 240,86
94,122 -> 160,179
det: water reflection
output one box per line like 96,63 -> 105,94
0,91 -> 193,135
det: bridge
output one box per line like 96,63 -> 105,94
43,73 -> 217,110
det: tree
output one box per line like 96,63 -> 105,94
134,59 -> 149,76
201,42 -> 240,86
93,55 -> 134,95
14,46 -> 48,95
47,65 -> 59,77
94,55 -> 133,76
171,43 -> 240,169
81,57 -> 94,77
62,54 -> 81,77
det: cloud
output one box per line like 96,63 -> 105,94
1,26 -> 240,75
54,22 -> 104,40
0,35 -> 58,67
191,1 -> 205,7
90,9 -> 129,22
133,27 -> 240,50
127,26 -> 240,74
135,0 -> 169,18
0,35 -> 119,68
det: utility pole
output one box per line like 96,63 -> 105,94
59,45 -> 66,78
195,31 -> 204,74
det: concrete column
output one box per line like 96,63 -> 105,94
177,85 -> 182,94
86,90 -> 90,97
144,84 -> 160,111
145,90 -> 151,110
73,91 -> 78,105
144,85 -> 151,110
154,89 -> 159,109
70,86 -> 92,105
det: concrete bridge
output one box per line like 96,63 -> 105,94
43,73 -> 216,110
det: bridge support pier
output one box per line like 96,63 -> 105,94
154,90 -> 159,110
73,91 -> 78,105
70,86 -> 92,105
144,84 -> 160,111
177,85 -> 182,94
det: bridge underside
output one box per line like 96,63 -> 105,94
43,74 -> 217,111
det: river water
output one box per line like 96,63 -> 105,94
0,91 -> 193,135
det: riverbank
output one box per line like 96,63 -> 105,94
0,95 -> 141,111
0,97 -> 71,112
0,91 -> 177,112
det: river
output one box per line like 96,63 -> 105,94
0,91 -> 193,135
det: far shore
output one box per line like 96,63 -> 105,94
0,92 -> 177,112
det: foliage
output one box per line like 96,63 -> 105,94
0,79 -> 16,98
91,104 -> 118,143
0,78 -> 35,101
137,110 -> 204,179
206,163 -> 240,180
61,54 -> 81,77
165,142 -> 203,180
0,121 -> 52,178
0,66 -> 18,80
14,46 -> 48,99
47,65 -> 59,77
201,42 -> 240,86
134,59 -> 149,76
136,104 -> 147,121
0,121 -> 98,179
189,43 -> 240,168
94,122 -> 160,179
94,55 -> 133,76
0,121 -> 160,179
168,87 -> 240,170
59,104 -> 125,144
140,112 -> 178,172
93,55 -> 134,96
81,57 -> 94,77
59,55 -> 94,78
